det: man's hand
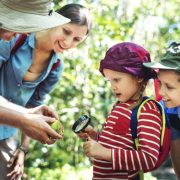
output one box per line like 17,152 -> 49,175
20,105 -> 62,144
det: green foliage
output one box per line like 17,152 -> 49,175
25,0 -> 179,179
25,164 -> 93,180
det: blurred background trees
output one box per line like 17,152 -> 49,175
24,0 -> 180,179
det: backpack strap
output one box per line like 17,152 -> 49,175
131,97 -> 166,148
130,97 -> 166,180
51,59 -> 61,70
138,98 -> 166,146
151,101 -> 166,146
130,96 -> 149,149
131,101 -> 144,180
10,34 -> 27,55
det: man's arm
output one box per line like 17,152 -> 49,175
0,96 -> 61,144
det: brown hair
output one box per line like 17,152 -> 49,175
56,4 -> 92,35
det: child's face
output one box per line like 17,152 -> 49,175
48,23 -> 88,53
158,70 -> 180,108
103,69 -> 143,103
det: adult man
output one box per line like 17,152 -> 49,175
0,0 -> 69,144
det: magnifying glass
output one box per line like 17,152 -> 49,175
72,115 -> 91,133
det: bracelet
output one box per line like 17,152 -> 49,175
18,145 -> 28,155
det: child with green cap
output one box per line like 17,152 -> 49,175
143,42 -> 180,179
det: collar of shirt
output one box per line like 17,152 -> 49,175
11,33 -> 58,85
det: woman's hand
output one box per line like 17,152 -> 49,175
7,149 -> 25,180
77,125 -> 97,140
28,105 -> 58,119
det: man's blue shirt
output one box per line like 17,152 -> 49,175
0,33 -> 64,140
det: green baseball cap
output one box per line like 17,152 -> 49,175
143,42 -> 180,70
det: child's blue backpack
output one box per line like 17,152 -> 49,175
131,96 -> 171,179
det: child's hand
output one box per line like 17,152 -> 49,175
78,125 -> 97,140
7,149 -> 25,180
83,137 -> 111,161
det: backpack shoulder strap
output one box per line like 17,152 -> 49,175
11,34 -> 27,55
130,97 -> 150,180
131,96 -> 166,149
130,96 -> 149,149
150,100 -> 166,146
139,98 -> 166,146
51,59 -> 61,70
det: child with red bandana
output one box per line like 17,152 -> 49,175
78,42 -> 162,179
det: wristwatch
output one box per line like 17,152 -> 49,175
18,145 -> 28,155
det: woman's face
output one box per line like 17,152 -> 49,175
158,70 -> 180,108
49,23 -> 88,53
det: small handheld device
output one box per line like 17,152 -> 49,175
72,115 -> 91,133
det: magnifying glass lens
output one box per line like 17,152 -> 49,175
72,115 -> 91,133
74,118 -> 89,133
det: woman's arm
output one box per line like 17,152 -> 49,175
0,96 -> 61,143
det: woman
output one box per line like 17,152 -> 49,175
0,0 -> 70,145
0,4 -> 92,180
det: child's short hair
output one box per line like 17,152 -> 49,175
99,42 -> 156,79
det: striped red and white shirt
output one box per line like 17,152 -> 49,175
93,99 -> 162,180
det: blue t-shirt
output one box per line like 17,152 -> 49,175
160,100 -> 180,117
0,33 -> 64,140
160,100 -> 180,129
